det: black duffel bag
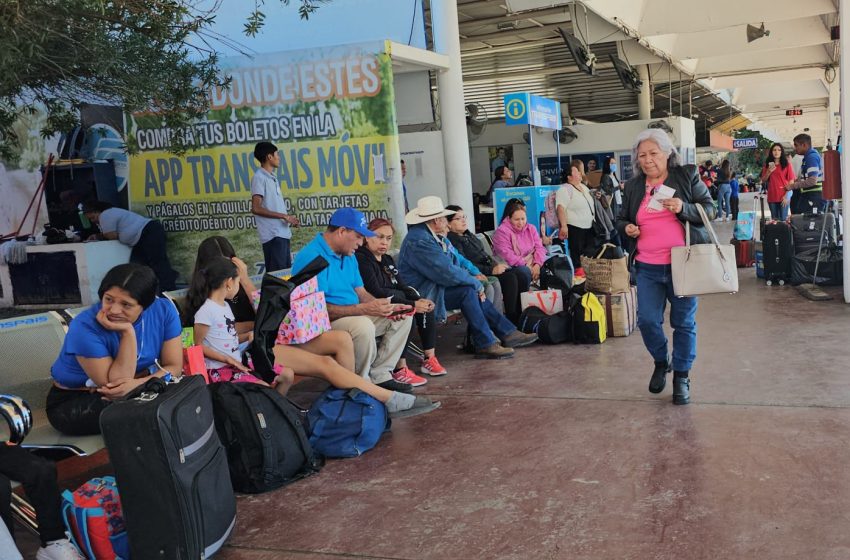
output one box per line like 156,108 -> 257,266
790,246 -> 843,286
518,306 -> 572,344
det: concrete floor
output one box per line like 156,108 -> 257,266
215,237 -> 850,559
16,215 -> 850,560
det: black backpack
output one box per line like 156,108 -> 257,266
540,255 -> 574,297
518,306 -> 572,344
208,382 -> 322,494
250,256 -> 328,383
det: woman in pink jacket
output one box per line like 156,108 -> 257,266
493,199 -> 548,284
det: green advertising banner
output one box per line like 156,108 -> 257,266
127,41 -> 402,278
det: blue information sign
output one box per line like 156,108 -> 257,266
504,92 -> 561,129
732,137 -> 758,149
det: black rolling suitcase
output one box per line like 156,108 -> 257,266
762,222 -> 794,285
101,375 -> 236,559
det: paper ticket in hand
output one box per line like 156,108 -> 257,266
648,185 -> 676,210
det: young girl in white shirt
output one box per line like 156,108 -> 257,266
189,256 -> 294,394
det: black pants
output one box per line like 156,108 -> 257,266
567,225 -> 593,269
409,310 -> 437,352
730,196 -> 739,221
0,445 -> 66,545
131,220 -> 178,291
262,236 -> 292,273
46,385 -> 110,436
496,267 -> 530,325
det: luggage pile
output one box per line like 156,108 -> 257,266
752,199 -> 842,287
519,243 -> 638,344
789,211 -> 842,286
73,262 -> 395,559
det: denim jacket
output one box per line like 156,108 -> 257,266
398,223 -> 482,322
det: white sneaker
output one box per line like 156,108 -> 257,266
36,539 -> 84,560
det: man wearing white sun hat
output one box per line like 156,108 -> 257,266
398,196 -> 537,359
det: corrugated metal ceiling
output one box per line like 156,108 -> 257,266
425,0 -> 741,135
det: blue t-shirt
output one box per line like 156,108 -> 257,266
51,297 -> 182,388
801,148 -> 823,184
730,178 -> 740,198
291,233 -> 362,306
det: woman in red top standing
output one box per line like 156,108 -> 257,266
760,143 -> 795,221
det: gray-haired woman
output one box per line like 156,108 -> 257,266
615,129 -> 716,405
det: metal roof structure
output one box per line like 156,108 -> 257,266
429,0 -> 839,145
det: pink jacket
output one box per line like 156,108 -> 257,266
492,220 -> 548,268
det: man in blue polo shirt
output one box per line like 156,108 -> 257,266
786,133 -> 826,215
292,208 -> 415,393
251,141 -> 300,272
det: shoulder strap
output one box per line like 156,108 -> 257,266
264,387 -> 322,471
572,184 -> 595,217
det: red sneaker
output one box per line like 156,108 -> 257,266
420,355 -> 448,376
392,366 -> 428,387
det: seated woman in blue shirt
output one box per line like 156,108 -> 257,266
47,263 -> 183,435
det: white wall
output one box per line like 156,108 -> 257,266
398,131 -> 449,206
468,117 -> 697,191
394,72 -> 434,126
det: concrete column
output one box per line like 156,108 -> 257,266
828,75 -> 840,146
431,0 -> 476,230
638,65 -> 652,120
840,0 -> 850,303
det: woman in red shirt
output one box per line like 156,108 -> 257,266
760,143 -> 795,221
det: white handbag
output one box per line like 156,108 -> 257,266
670,204 -> 739,297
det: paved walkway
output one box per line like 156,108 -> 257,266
218,218 -> 850,559
15,202 -> 850,559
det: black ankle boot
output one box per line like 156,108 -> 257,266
673,374 -> 690,405
649,360 -> 672,394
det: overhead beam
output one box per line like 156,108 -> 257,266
708,68 -> 826,89
460,21 -> 567,43
461,62 -> 616,84
693,46 -> 832,76
633,0 -> 835,36
461,38 -> 563,57
457,6 -> 570,30
657,17 -> 832,60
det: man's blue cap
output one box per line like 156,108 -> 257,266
329,208 -> 375,237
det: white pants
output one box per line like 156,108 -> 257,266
331,315 -> 413,384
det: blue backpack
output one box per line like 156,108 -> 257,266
307,388 -> 390,458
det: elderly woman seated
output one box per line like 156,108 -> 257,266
398,196 -> 538,359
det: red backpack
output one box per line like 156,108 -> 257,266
62,476 -> 129,560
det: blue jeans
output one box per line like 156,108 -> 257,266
262,236 -> 291,273
444,285 -> 516,349
768,202 -> 788,221
635,262 -> 698,372
717,183 -> 732,218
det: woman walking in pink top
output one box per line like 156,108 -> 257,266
615,129 -> 716,406
492,199 -> 548,285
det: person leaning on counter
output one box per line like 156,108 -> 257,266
82,201 -> 178,291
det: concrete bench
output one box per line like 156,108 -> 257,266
0,311 -> 105,458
